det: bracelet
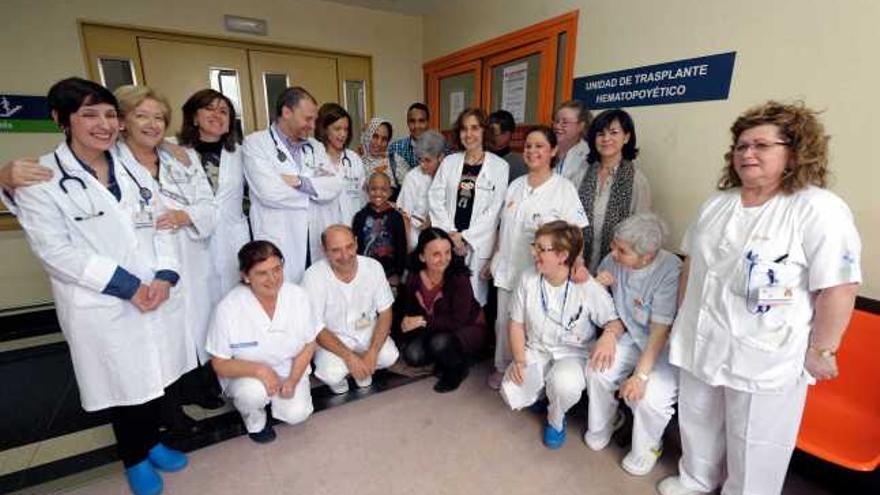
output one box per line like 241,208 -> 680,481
809,345 -> 837,359
634,371 -> 650,382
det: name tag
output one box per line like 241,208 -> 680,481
560,332 -> 584,346
230,341 -> 259,349
757,286 -> 794,306
132,207 -> 154,229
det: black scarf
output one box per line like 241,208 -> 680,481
578,160 -> 635,266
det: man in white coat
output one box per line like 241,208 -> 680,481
243,86 -> 342,282
303,225 -> 400,394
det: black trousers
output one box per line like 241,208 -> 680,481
109,395 -> 163,467
166,362 -> 221,405
400,328 -> 467,376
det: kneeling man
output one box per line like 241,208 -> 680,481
304,225 -> 400,393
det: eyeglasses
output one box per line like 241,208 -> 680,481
733,141 -> 789,155
530,242 -> 556,254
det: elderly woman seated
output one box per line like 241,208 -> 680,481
584,213 -> 681,476
392,228 -> 488,392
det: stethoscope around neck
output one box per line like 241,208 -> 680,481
269,125 -> 315,168
55,150 -> 153,222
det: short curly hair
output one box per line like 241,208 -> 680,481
719,101 -> 829,193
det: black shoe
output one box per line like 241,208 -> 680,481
194,394 -> 226,410
248,422 -> 276,444
434,367 -> 469,393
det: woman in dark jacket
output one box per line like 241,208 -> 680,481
393,228 -> 487,392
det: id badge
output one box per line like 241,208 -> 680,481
757,286 -> 794,306
345,177 -> 362,197
355,313 -> 373,331
561,332 -> 584,346
133,205 -> 154,229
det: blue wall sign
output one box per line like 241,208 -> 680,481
572,52 -> 736,109
0,95 -> 59,133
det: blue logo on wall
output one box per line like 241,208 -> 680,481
573,52 -> 736,109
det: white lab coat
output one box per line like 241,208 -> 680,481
243,129 -> 339,282
14,142 -> 187,411
193,146 -> 251,297
396,166 -> 433,249
428,151 -> 508,304
118,142 -> 218,366
333,149 -> 368,225
557,139 -> 590,186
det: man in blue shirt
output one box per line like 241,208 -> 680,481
387,102 -> 430,171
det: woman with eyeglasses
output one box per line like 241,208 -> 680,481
500,221 -> 623,449
114,85 -> 218,435
657,101 -> 861,495
12,77 -> 189,495
577,108 -> 652,273
552,100 -> 592,185
486,126 -> 588,390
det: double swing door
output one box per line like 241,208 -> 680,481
80,23 -> 372,138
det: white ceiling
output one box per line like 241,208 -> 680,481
317,0 -> 443,16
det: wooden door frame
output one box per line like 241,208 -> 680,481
426,59 -> 482,129
423,11 -> 578,128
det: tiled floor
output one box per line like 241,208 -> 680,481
19,364 -> 851,495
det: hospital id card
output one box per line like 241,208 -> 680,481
757,286 -> 794,306
132,208 -> 154,229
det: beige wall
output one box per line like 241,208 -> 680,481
0,0 -> 423,310
425,0 -> 880,298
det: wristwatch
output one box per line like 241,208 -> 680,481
634,371 -> 650,382
809,345 -> 837,359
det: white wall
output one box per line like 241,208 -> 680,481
424,0 -> 880,298
0,0 -> 423,309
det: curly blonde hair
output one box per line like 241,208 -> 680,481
718,101 -> 829,193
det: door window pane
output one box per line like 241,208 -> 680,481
555,32 -> 568,109
98,58 -> 136,91
210,68 -> 245,131
490,53 -> 541,125
343,80 -> 366,142
439,72 -> 476,129
263,73 -> 289,124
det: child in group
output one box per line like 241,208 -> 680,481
500,221 -> 624,449
584,212 -> 681,476
352,173 -> 408,289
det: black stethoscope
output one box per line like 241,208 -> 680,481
269,126 -> 315,168
55,151 -> 152,221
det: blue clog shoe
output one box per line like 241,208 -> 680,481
147,443 -> 188,472
543,418 -> 567,449
125,460 -> 163,495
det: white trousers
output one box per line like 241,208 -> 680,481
313,337 -> 399,387
501,349 -> 587,430
494,288 -> 513,372
676,370 -> 809,495
584,338 -> 678,455
226,375 -> 313,433
466,252 -> 490,306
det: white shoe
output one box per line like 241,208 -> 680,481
621,447 -> 661,476
328,379 -> 350,395
656,476 -> 707,495
354,375 -> 373,389
583,410 -> 624,451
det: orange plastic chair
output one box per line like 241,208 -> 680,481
797,309 -> 880,471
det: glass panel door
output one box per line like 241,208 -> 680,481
429,60 -> 482,130
483,39 -> 555,125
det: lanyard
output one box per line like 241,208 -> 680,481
539,273 -> 572,329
